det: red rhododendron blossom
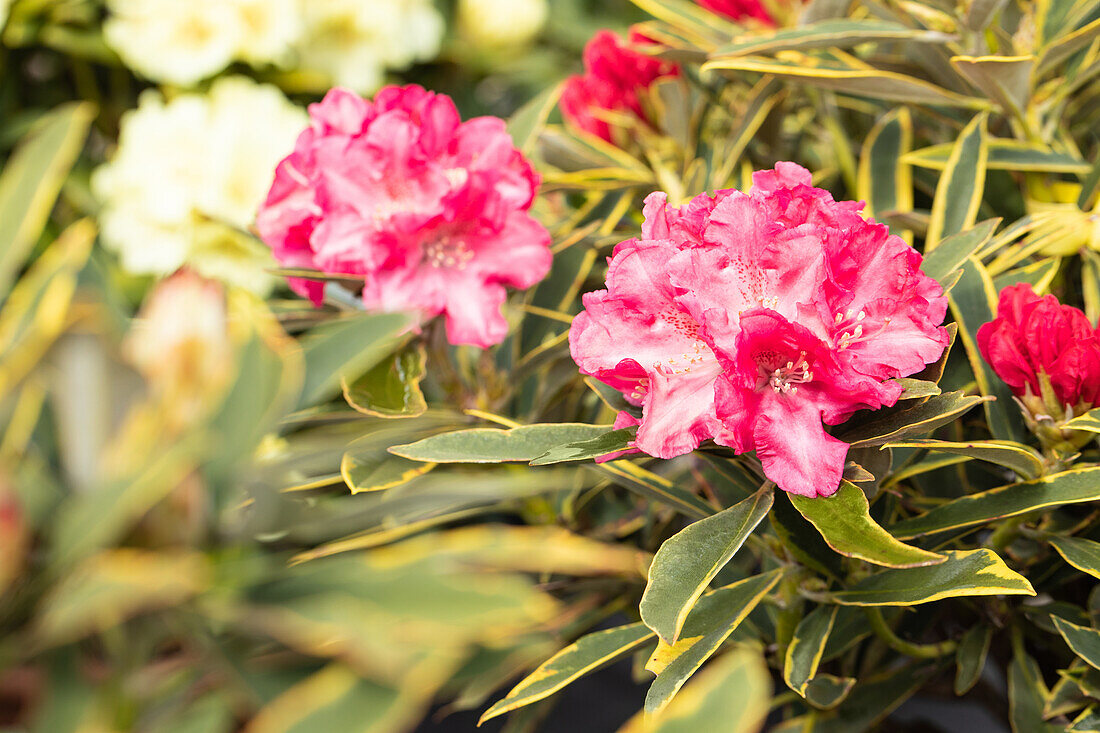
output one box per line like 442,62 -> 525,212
977,284 -> 1100,411
256,85 -> 552,348
569,162 -> 950,497
559,30 -> 679,144
697,0 -> 776,25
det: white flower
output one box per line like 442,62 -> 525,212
295,0 -> 444,93
104,0 -> 245,86
93,77 -> 307,293
104,0 -> 305,85
459,0 -> 548,47
233,0 -> 302,67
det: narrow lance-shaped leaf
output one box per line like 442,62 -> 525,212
1054,617 -> 1100,671
947,256 -> 1028,442
789,482 -> 945,568
883,439 -> 1043,479
891,466 -> 1100,539
594,461 -> 716,520
640,487 -> 774,643
531,429 -> 635,465
1049,536 -> 1100,581
925,113 -> 988,250
858,107 -> 912,224
839,390 -> 988,448
955,625 -> 993,695
479,622 -> 656,724
828,549 -> 1034,606
1065,407 -> 1100,434
644,570 -> 782,714
713,19 -> 953,58
920,218 -> 1000,286
297,312 -> 411,409
391,423 -> 611,463
0,102 -> 96,299
785,605 -> 840,696
623,649 -> 771,733
903,140 -> 1088,174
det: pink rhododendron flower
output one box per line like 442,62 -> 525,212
569,162 -> 950,497
256,85 -> 552,348
977,284 -> 1100,411
559,30 -> 679,144
697,0 -> 776,25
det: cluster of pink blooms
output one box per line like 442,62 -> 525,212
569,163 -> 950,497
978,284 -> 1100,414
256,85 -> 552,348
559,31 -> 679,145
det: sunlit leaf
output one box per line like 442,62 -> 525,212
828,549 -> 1034,606
926,114 -> 988,249
640,487 -> 773,643
391,423 -> 611,463
342,344 -> 427,419
789,481 -> 944,568
785,605 -> 839,695
882,439 -> 1043,479
530,428 -> 634,465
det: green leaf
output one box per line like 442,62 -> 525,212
803,674 -> 856,710
954,625 -> 993,695
839,390 -> 988,448
1050,536 -> 1100,580
702,52 -> 988,107
1070,707 -> 1100,733
882,439 -> 1043,479
993,257 -> 1061,292
479,622 -> 656,724
297,312 -> 411,409
926,113 -> 988,249
507,82 -> 563,156
1040,16 -> 1100,72
858,107 -> 912,224
1054,617 -> 1100,671
947,256 -> 1028,442
342,344 -> 427,419
1009,651 -> 1062,733
0,102 -> 95,299
36,550 -> 209,645
784,605 -> 840,696
828,549 -> 1034,606
713,19 -> 952,58
893,378 -> 941,399
770,494 -> 844,580
904,139 -> 1089,173
594,461 -> 716,520
950,55 -> 1034,115
640,487 -> 774,643
789,482 -> 945,568
644,570 -> 783,714
530,428 -> 634,465
891,466 -> 1100,539
341,443 -> 435,494
1065,407 -> 1100,434
391,423 -> 611,463
637,648 -> 771,733
809,663 -> 931,733
919,218 -> 1000,286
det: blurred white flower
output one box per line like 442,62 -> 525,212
93,77 -> 307,293
296,0 -> 444,93
104,0 -> 304,86
459,0 -> 548,47
104,0 -> 245,86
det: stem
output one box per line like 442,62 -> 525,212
864,607 -> 957,659
987,515 -> 1026,553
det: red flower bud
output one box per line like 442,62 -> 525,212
977,284 -> 1100,412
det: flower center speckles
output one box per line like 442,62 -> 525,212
443,167 -> 469,188
424,238 -> 475,269
629,377 -> 650,401
758,352 -> 813,394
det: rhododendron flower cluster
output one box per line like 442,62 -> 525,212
570,163 -> 949,497
256,85 -> 552,348
559,31 -> 679,145
978,284 -> 1100,415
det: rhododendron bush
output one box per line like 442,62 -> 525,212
3,1 -> 1100,732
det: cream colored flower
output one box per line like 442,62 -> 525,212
296,0 -> 444,93
104,0 -> 245,86
233,0 -> 302,66
459,0 -> 548,47
93,77 -> 307,293
123,270 -> 232,429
